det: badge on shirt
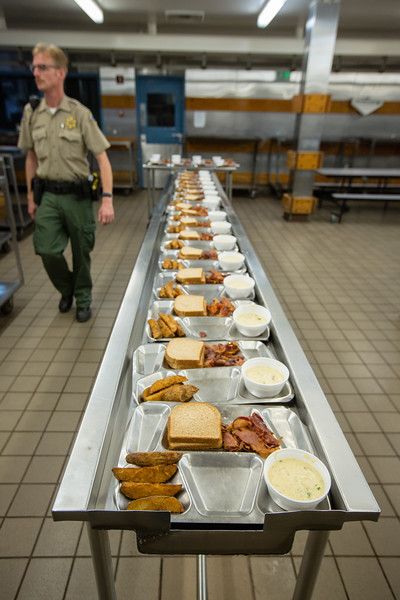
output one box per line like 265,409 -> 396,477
65,115 -> 77,129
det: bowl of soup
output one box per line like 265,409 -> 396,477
208,210 -> 227,222
213,234 -> 237,251
223,274 -> 255,299
233,304 -> 271,337
211,221 -> 232,235
218,251 -> 244,271
242,357 -> 288,398
263,448 -> 331,511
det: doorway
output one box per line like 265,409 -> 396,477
135,75 -> 185,187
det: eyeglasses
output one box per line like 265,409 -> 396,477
30,64 -> 59,73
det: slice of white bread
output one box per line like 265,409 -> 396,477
167,402 -> 222,449
176,268 -> 205,284
165,338 -> 205,369
178,229 -> 200,240
181,208 -> 199,216
175,202 -> 192,211
173,294 -> 206,317
180,216 -> 198,226
179,246 -> 203,260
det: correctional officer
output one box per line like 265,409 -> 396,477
18,42 -> 114,322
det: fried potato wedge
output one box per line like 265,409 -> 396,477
143,375 -> 187,398
148,319 -> 162,339
162,383 -> 199,402
127,495 -> 184,513
125,451 -> 182,466
120,482 -> 182,500
112,464 -> 177,483
159,313 -> 178,334
159,319 -> 174,338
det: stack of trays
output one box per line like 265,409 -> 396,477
113,170 -> 330,522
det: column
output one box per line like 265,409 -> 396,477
283,0 -> 340,220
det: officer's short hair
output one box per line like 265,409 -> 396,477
32,43 -> 68,70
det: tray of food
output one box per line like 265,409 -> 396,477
132,339 -> 271,384
165,221 -> 211,239
166,225 -> 213,236
145,297 -> 270,343
161,239 -> 215,252
133,353 -> 293,405
166,215 -> 210,229
154,269 -> 246,296
162,229 -> 214,241
160,250 -> 218,263
112,404 -> 320,521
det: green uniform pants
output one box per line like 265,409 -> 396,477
33,192 -> 96,308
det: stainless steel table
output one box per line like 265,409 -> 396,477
143,161 -> 239,218
53,173 -> 379,600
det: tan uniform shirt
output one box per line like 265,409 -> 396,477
18,95 -> 110,182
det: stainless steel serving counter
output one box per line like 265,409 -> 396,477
53,173 -> 380,600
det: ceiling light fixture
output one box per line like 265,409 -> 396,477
73,0 -> 104,24
257,0 -> 288,28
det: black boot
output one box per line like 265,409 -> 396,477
59,295 -> 73,313
76,306 -> 92,323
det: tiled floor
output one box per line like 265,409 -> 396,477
0,190 -> 399,600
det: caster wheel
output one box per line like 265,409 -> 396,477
17,229 -> 23,241
1,297 -> 14,315
1,241 -> 11,254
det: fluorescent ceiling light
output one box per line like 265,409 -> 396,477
73,0 -> 104,24
257,0 -> 288,28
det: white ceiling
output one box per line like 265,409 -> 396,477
0,0 -> 398,37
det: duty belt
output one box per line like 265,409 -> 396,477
42,179 -> 90,195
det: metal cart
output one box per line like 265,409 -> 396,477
0,147 -> 32,239
53,173 -> 379,600
0,157 -> 24,315
107,138 -> 136,193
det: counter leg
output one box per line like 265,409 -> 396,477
197,554 -> 208,600
292,530 -> 329,600
87,525 -> 117,600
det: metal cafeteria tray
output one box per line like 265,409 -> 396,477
159,260 -> 245,274
161,243 -> 238,256
154,271 -> 246,296
163,230 -> 213,240
160,240 -> 217,252
132,340 -> 272,386
134,365 -> 293,405
145,300 -> 270,343
154,280 -> 256,302
167,217 -> 211,227
113,405 -> 315,524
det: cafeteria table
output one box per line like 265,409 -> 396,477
315,168 -> 400,222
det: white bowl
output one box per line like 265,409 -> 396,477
218,251 -> 244,271
203,199 -> 220,211
213,234 -> 237,251
208,210 -> 227,222
211,221 -> 232,235
233,304 -> 271,337
242,357 -> 289,398
263,448 -> 331,511
223,274 -> 255,299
